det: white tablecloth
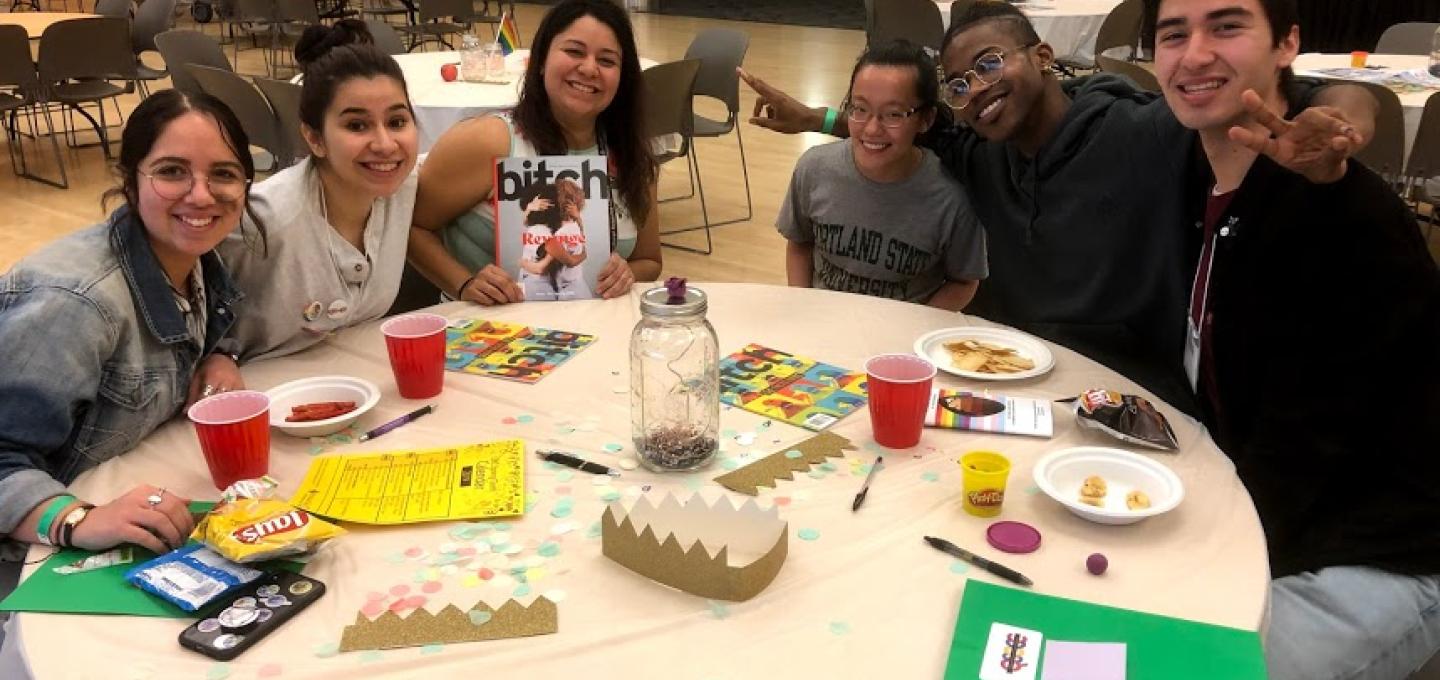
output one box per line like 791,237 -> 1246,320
1293,53 -> 1436,167
394,49 -> 660,152
14,285 -> 1270,678
938,0 -> 1126,63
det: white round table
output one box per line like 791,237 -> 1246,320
938,0 -> 1126,63
14,284 -> 1270,678
1293,52 -> 1437,165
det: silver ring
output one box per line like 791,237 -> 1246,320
202,384 -> 216,398
147,489 -> 165,507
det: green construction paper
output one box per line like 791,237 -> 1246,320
945,581 -> 1266,680
0,502 -> 303,618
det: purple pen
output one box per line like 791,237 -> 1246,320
358,404 -> 437,442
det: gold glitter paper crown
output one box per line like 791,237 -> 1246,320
714,431 -> 856,495
339,597 -> 558,651
601,493 -> 788,602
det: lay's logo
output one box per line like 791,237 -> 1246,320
231,510 -> 311,544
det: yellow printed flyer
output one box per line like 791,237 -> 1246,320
290,440 -> 525,524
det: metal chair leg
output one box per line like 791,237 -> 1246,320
660,144 -> 714,255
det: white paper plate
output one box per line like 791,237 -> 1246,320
1032,447 -> 1184,525
914,327 -> 1055,380
265,376 -> 381,438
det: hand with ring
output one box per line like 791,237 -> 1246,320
186,353 -> 245,408
594,253 -> 637,299
68,485 -> 195,554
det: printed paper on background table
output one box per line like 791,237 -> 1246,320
718,344 -> 867,430
291,440 -> 525,524
445,318 -> 596,384
925,389 -> 1054,438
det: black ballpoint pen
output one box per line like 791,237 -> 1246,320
923,535 -> 1034,587
538,450 -> 621,477
852,456 -> 883,511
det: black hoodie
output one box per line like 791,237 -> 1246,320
928,74 -> 1204,413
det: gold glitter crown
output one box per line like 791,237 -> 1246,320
601,493 -> 788,602
339,597 -> 558,652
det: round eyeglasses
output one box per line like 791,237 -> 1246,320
942,43 -> 1038,109
139,165 -> 251,203
843,103 -> 922,129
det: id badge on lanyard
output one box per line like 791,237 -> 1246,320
1184,232 -> 1218,391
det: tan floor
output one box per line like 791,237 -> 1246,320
0,2 -> 859,281
3,3 -> 1437,275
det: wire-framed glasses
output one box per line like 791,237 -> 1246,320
942,42 -> 1039,109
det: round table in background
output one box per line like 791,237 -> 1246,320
16,284 -> 1271,678
1292,52 -> 1436,163
0,11 -> 95,39
938,0 -> 1125,63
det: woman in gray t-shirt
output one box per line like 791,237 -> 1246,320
777,41 -> 987,311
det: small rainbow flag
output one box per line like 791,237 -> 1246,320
497,11 -> 521,55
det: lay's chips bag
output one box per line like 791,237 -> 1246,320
193,476 -> 344,563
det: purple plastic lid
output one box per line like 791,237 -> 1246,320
986,521 -> 1042,554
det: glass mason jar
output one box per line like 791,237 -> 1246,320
460,33 -> 484,82
630,285 -> 720,472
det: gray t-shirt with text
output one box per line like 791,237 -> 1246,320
777,141 -> 987,304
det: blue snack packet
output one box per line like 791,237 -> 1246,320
125,544 -> 265,612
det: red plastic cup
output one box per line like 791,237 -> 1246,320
382,313 -> 448,399
188,391 -> 271,490
865,354 -> 937,449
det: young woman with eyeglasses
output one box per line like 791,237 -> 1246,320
0,89 -> 264,556
776,39 -> 986,311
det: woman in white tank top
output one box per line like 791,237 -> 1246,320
408,0 -> 662,306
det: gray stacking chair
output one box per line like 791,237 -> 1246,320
1,23 -> 68,188
188,64 -> 289,169
642,59 -> 707,253
156,29 -> 234,96
660,28 -> 751,254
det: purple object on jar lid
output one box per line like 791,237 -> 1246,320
986,521 -> 1042,554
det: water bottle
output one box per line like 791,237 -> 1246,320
460,33 -> 484,83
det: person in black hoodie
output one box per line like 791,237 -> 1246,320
1151,0 -> 1440,677
740,3 -> 1374,415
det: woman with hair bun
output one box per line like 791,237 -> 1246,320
214,19 -> 420,366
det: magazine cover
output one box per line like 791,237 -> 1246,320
493,155 -> 612,301
925,389 -> 1054,438
718,344 -> 868,430
445,319 -> 597,384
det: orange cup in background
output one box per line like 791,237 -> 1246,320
1351,51 -> 1369,68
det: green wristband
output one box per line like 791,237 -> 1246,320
36,495 -> 76,546
821,107 -> 839,135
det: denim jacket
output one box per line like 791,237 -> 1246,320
0,206 -> 242,535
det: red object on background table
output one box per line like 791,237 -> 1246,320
864,354 -> 936,449
382,313 -> 448,399
187,391 -> 271,490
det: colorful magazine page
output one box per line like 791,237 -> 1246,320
718,344 -> 868,431
445,319 -> 596,384
492,154 -> 612,301
925,389 -> 1054,438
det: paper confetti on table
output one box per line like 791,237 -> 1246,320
340,598 -> 558,652
713,432 -> 857,495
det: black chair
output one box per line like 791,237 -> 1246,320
155,29 -> 234,96
642,59 -> 707,252
188,64 -> 290,169
132,0 -> 178,97
1,23 -> 68,188
36,17 -> 136,160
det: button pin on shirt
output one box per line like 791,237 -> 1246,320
326,300 -> 349,321
303,301 -> 323,322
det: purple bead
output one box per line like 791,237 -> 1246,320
1086,553 -> 1108,575
664,276 -> 687,304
